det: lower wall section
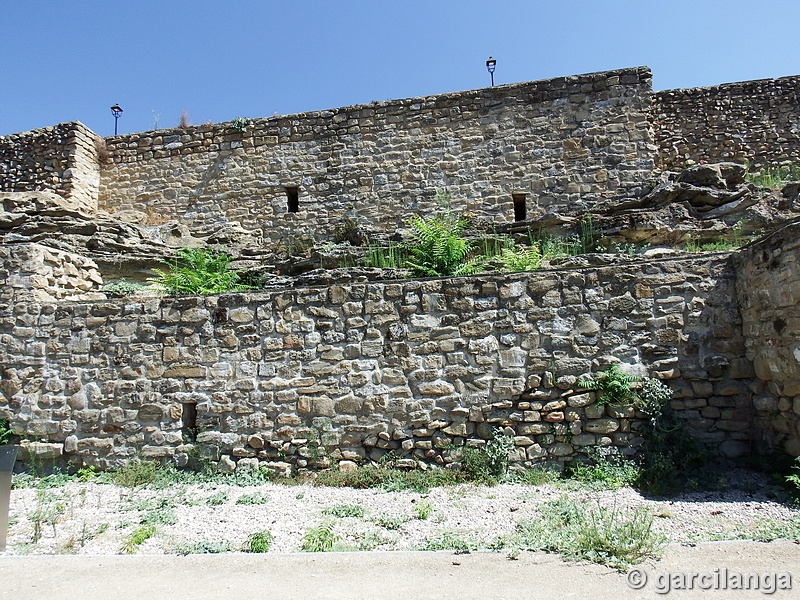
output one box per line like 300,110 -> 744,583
736,220 -> 800,456
0,255 -> 757,471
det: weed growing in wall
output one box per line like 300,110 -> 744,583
745,164 -> 800,189
230,117 -> 253,133
497,241 -> 544,272
150,248 -> 251,295
100,279 -> 147,298
577,363 -> 642,406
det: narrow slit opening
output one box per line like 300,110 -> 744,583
286,186 -> 300,213
181,402 -> 198,442
513,193 -> 527,221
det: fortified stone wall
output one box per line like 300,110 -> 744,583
653,75 -> 800,171
0,254 -> 756,471
735,219 -> 800,456
0,122 -> 100,213
97,67 -> 654,244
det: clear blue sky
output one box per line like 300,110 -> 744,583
1,0 -> 798,137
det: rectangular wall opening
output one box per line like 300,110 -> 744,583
285,186 -> 300,213
513,193 -> 527,221
181,402 -> 198,442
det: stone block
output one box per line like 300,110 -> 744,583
583,418 -> 619,434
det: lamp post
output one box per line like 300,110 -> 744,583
486,57 -> 496,86
111,104 -> 123,135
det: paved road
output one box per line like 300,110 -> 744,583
1,541 -> 798,599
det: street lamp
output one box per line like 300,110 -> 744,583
111,104 -> 123,135
486,57 -> 496,86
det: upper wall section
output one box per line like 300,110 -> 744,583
653,75 -> 800,170
97,67 -> 655,243
0,122 -> 100,213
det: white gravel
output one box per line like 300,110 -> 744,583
3,468 -> 798,556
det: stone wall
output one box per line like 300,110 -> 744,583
0,243 -> 104,303
653,75 -> 800,171
0,254 -> 757,471
735,219 -> 800,456
0,122 -> 101,213
97,67 -> 654,244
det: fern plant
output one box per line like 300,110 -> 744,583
403,213 -> 484,277
578,364 -> 642,406
498,242 -> 543,272
150,248 -> 251,295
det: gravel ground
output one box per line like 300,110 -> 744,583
3,468 -> 798,557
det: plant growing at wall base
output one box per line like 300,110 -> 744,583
461,428 -> 516,483
634,405 -> 709,496
787,457 -> 800,503
0,419 -> 14,445
150,248 -> 251,295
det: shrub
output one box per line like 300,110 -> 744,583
635,405 -> 709,496
111,460 -> 161,488
150,247 -> 251,295
235,491 -> 271,505
461,429 -> 516,483
243,530 -> 274,553
120,524 -> 156,554
745,164 -> 800,189
175,540 -> 232,555
413,500 -> 433,520
564,447 -> 639,489
421,530 -> 479,551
